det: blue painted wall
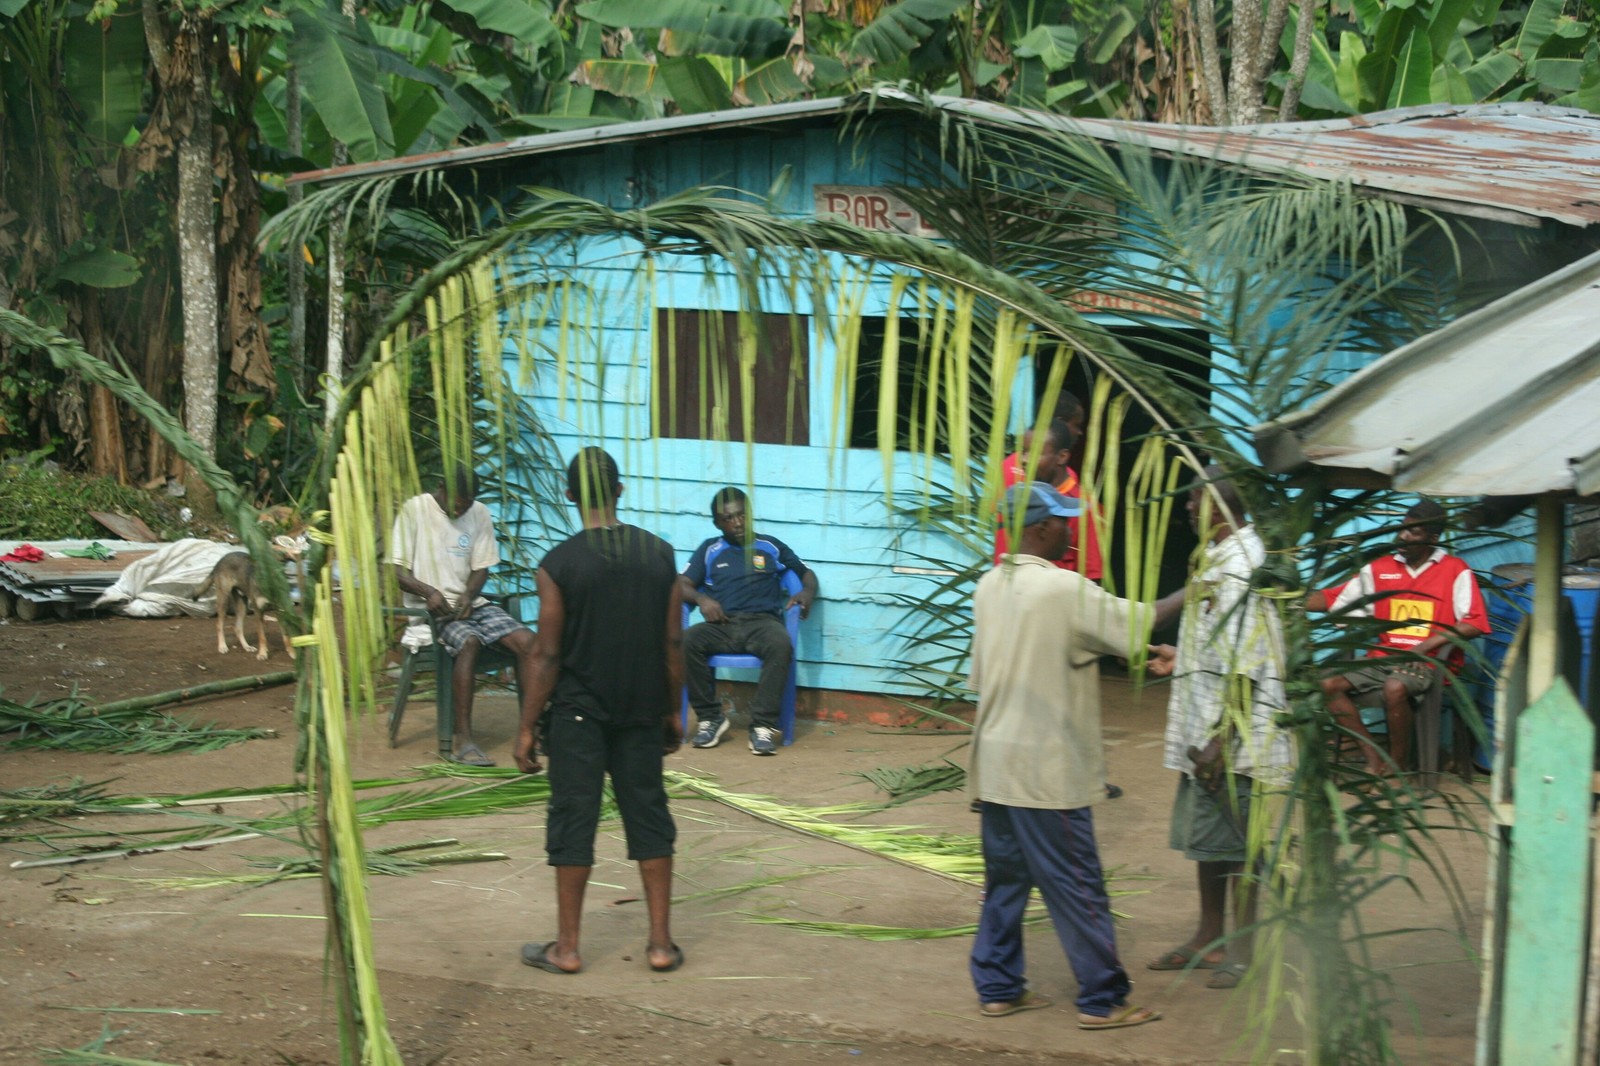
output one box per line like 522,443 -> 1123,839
480,118 -> 1048,696
474,115 -> 1547,697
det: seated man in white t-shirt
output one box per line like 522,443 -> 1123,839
388,467 -> 537,766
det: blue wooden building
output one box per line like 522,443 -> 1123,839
297,94 -> 1600,707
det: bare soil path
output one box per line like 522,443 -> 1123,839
1,613 -> 1486,1064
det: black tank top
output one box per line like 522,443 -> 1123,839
540,524 -> 677,724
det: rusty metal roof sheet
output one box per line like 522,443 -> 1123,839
919,96 -> 1600,229
1254,247 -> 1600,497
289,98 -> 850,188
293,93 -> 1600,229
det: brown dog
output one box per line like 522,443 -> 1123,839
195,552 -> 293,662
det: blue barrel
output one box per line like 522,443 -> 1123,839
1473,563 -> 1600,764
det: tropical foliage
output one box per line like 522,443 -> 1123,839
2,0 -> 1593,509
0,0 -> 1579,1059
1296,0 -> 1600,116
0,55 -> 1533,1058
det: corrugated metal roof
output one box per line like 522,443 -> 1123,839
917,96 -> 1600,229
289,98 -> 850,187
1254,247 -> 1600,498
293,91 -> 1600,229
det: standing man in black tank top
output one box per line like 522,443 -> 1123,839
514,447 -> 687,976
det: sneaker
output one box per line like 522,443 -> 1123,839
692,717 -> 730,749
748,726 -> 779,755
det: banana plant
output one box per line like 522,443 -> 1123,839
1294,0 -> 1598,115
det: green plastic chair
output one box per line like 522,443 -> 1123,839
387,597 -> 525,757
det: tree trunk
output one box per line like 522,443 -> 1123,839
1225,0 -> 1262,123
214,31 -> 274,400
1194,0 -> 1229,124
322,0 -> 358,432
286,64 -> 307,395
1246,0 -> 1294,123
36,38 -> 134,484
1279,0 -> 1319,120
324,179 -> 348,430
173,19 -> 219,469
87,386 -> 128,481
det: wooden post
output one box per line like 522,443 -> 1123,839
1497,679 -> 1593,1063
1528,497 -> 1563,694
1477,622 -> 1528,1066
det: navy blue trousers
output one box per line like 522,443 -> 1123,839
684,613 -> 792,729
969,803 -> 1131,1017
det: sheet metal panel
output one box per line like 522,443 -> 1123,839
294,93 -> 1600,231
1254,247 -> 1600,497
922,97 -> 1600,229
290,98 -> 849,188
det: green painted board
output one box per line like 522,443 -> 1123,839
1499,679 -> 1594,1064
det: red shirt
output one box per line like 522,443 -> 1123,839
1328,549 -> 1489,671
993,452 -> 1103,580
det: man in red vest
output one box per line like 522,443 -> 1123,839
995,394 -> 1102,580
1316,501 -> 1489,776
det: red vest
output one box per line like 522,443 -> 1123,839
1362,552 -> 1489,669
993,452 -> 1103,579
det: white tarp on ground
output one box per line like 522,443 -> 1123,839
93,539 -> 239,618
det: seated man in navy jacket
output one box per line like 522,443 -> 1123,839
678,487 -> 818,756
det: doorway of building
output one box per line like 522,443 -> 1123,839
1033,326 -> 1212,638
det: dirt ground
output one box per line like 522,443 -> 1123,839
1,613 -> 1488,1065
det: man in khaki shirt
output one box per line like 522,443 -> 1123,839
966,481 -> 1168,1031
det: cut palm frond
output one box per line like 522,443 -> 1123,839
849,759 -> 967,804
0,780 -> 121,825
669,771 -> 984,883
88,839 -> 509,891
742,913 -> 1048,941
0,695 -> 274,755
41,1023 -> 181,1066
672,869 -> 836,906
6,771 -> 567,864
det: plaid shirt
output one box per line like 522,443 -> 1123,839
1162,526 -> 1292,785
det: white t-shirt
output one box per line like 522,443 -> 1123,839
386,493 -> 500,611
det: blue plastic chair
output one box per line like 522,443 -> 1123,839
680,569 -> 803,745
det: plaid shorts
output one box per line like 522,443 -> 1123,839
436,603 -> 526,655
1342,659 -> 1434,708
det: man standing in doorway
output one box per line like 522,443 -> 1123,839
680,487 -> 818,756
389,466 -> 538,767
513,447 -> 686,976
967,480 -> 1167,1031
995,393 -> 1102,580
1146,467 -> 1292,990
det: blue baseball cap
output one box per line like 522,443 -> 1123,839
1005,480 -> 1082,524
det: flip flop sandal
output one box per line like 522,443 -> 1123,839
648,943 -> 685,972
521,941 -> 580,975
1207,963 -> 1246,989
1078,1004 -> 1162,1030
449,744 -> 496,767
979,992 -> 1054,1017
1146,945 -> 1222,971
